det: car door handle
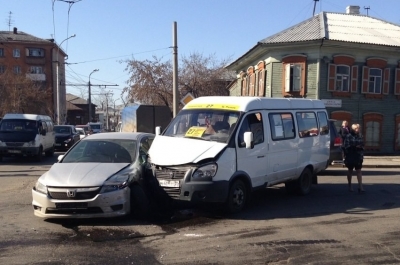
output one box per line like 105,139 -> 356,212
257,155 -> 265,158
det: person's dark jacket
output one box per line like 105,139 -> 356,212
339,126 -> 350,142
343,130 -> 364,165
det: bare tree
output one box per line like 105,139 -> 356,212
0,70 -> 52,117
122,52 -> 234,111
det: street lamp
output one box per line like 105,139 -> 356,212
55,34 -> 76,125
88,69 -> 99,123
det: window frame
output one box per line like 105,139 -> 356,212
296,112 -> 319,138
368,68 -> 382,94
27,48 -> 45,57
335,65 -> 350,92
268,112 -> 296,141
13,49 -> 20,58
0,48 -> 4,57
13,66 -> 21,74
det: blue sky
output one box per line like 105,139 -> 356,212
3,0 -> 400,105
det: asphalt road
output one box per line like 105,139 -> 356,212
0,155 -> 399,265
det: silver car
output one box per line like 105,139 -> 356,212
32,132 -> 154,219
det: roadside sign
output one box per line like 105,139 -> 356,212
180,92 -> 195,106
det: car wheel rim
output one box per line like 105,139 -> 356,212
232,187 -> 244,207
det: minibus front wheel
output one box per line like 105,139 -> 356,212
226,179 -> 247,214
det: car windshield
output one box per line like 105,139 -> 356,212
163,109 -> 240,143
0,119 -> 38,132
62,139 -> 137,163
90,124 -> 101,129
54,126 -> 71,134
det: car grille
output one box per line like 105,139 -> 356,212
154,166 -> 190,199
48,187 -> 100,200
5,142 -> 24,147
46,207 -> 103,214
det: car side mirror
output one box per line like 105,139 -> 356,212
244,132 -> 254,149
155,126 -> 161,136
57,155 -> 64,162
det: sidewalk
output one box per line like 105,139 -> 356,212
331,156 -> 400,168
362,156 -> 400,168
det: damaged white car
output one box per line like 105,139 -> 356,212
32,132 -> 154,219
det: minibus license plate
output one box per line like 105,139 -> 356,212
159,179 -> 179,188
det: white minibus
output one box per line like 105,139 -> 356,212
149,96 -> 330,213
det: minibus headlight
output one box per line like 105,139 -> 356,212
23,140 -> 36,147
192,163 -> 218,180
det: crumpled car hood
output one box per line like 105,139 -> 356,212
149,135 -> 226,166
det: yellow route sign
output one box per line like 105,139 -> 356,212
184,103 -> 240,110
185,126 -> 206,138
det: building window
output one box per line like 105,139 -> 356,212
13,66 -> 21,74
363,113 -> 383,150
0,48 -> 4,57
13,49 -> 20,58
257,69 -> 265,97
28,48 -> 44,57
336,65 -> 350,92
396,115 -> 400,151
285,64 -> 301,92
30,66 -> 43,74
282,54 -> 306,97
368,68 -> 382,94
0,65 -> 5,74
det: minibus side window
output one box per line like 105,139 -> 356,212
238,112 -> 264,147
269,113 -> 295,140
296,112 -> 318,138
317,112 -> 329,135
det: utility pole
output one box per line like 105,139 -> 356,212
55,34 -> 75,124
88,69 -> 99,123
172,21 -> 179,117
364,6 -> 370,16
313,0 -> 319,16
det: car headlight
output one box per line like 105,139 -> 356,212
35,180 -> 48,194
192,163 -> 218,180
100,173 -> 132,193
23,140 -> 36,147
64,138 -> 72,143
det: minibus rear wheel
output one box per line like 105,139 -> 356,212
297,168 -> 312,195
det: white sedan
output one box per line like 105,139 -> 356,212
32,132 -> 154,219
75,127 -> 87,139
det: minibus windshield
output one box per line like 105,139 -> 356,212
163,109 -> 240,143
0,119 -> 38,133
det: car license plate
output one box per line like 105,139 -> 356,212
8,150 -> 21,154
158,179 -> 180,188
55,143 -> 61,146
55,202 -> 88,209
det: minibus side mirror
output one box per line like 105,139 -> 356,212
155,126 -> 161,136
244,132 -> 254,149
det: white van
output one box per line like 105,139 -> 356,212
0,114 -> 55,161
149,96 -> 330,213
87,122 -> 104,133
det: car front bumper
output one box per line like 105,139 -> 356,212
32,187 -> 130,219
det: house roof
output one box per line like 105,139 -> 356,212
0,30 -> 54,44
66,101 -> 83,111
66,93 -> 87,105
261,12 -> 400,47
227,11 -> 400,69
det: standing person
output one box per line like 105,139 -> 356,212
339,120 -> 350,160
343,124 -> 365,193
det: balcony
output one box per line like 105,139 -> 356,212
26,73 -> 46,81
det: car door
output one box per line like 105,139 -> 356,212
235,112 -> 270,188
72,127 -> 80,143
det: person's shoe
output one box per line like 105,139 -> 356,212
358,188 -> 365,194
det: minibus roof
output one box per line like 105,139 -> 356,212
183,96 -> 326,112
2,113 -> 52,121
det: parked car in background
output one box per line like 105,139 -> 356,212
32,132 -> 155,219
54,125 -> 80,150
76,125 -> 91,134
327,119 -> 343,167
76,128 -> 87,140
87,122 -> 104,133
